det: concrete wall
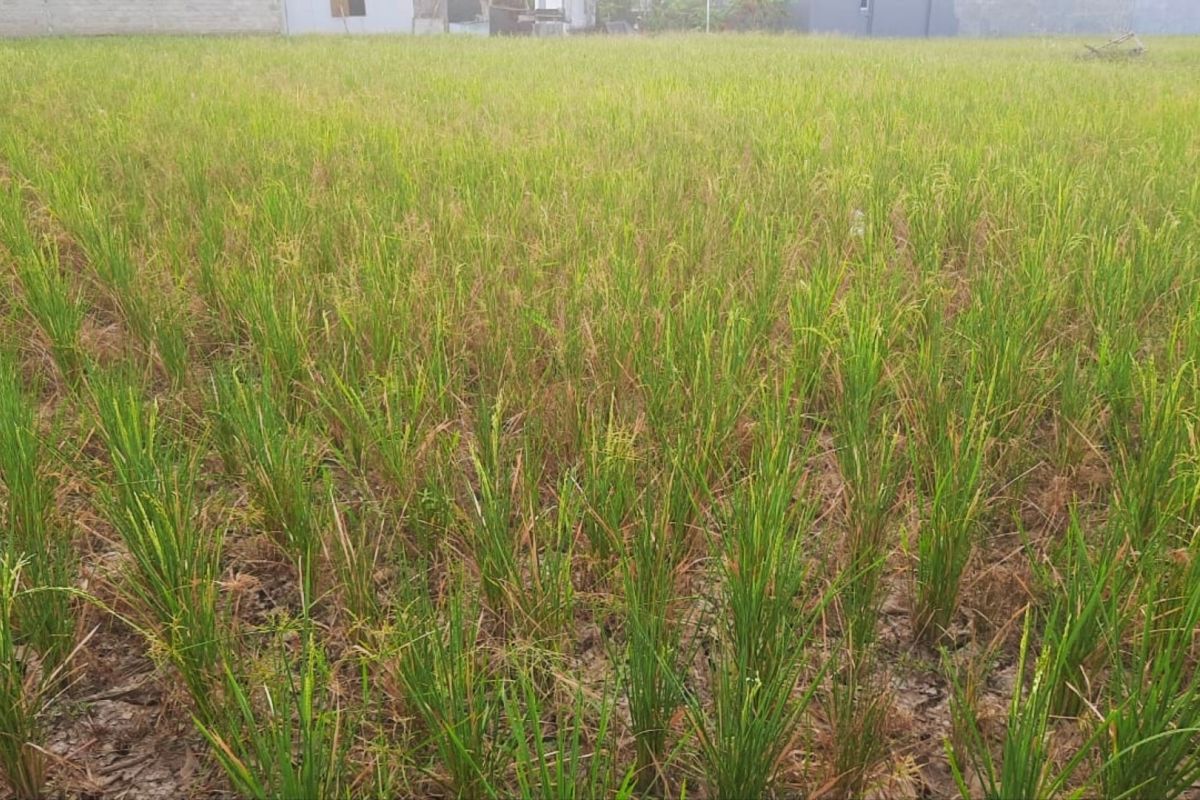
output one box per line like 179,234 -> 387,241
1,0 -> 282,35
282,0 -> 416,33
798,0 -> 1197,36
809,0 -> 869,35
563,0 -> 594,29
954,0 -> 1131,35
871,0 -> 956,36
803,0 -> 956,36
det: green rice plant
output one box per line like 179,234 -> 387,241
690,438 -> 830,799
0,369 -> 76,797
833,470 -> 896,643
195,620 -> 350,800
13,246 -> 85,385
959,270 -> 1053,430
314,360 -> 433,503
623,467 -> 692,791
150,305 -> 191,387
389,582 -> 504,799
834,303 -> 899,593
92,374 -> 222,719
908,359 -> 990,644
577,407 -> 640,561
0,186 -> 81,384
0,565 -> 42,800
327,256 -> 412,377
1042,513 -> 1130,717
0,556 -> 73,800
947,609 -> 1105,800
0,358 -> 74,674
463,394 -> 523,616
824,648 -> 892,800
228,268 -> 310,402
517,473 -> 578,647
61,196 -> 138,293
1111,361 -> 1191,548
827,302 -> 901,797
1095,330 -> 1140,444
325,485 -> 385,635
826,538 -> 894,798
1098,535 -> 1200,800
787,259 -> 844,406
56,195 -> 160,353
501,668 -> 627,800
411,460 -> 461,555
44,165 -> 191,386
630,295 -> 735,478
212,366 -> 322,598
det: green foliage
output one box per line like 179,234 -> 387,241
502,669 -> 627,800
947,610 -> 1104,800
195,621 -> 350,800
92,373 -> 223,719
0,558 -> 53,800
690,439 -> 830,799
212,367 -> 323,598
624,467 -> 693,790
0,358 -> 74,674
390,582 -> 504,799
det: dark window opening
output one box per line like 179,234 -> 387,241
859,0 -> 868,11
331,0 -> 366,17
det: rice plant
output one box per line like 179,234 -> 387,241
907,325 -> 990,643
1042,513 -> 1131,717
195,620 -> 350,800
502,667 -> 628,800
623,466 -> 693,791
314,354 -> 443,503
1098,533 -> 1200,799
11,250 -> 85,385
517,473 -> 578,646
212,366 -> 323,598
463,394 -> 523,617
834,301 -> 899,652
325,486 -> 386,634
0,557 -> 55,800
0,186 -> 85,384
578,407 -> 640,561
826,300 -> 901,797
690,438 -> 829,799
0,358 -> 74,674
947,609 -> 1105,800
91,373 -> 222,719
387,581 -> 504,798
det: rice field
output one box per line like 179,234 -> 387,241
0,33 -> 1199,799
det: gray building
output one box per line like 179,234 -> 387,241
792,0 -> 1199,36
793,0 -> 957,36
954,0 -> 1200,36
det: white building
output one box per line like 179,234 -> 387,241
0,0 -> 593,36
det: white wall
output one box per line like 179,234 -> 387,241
0,0 -> 283,36
564,0 -> 592,29
283,0 -> 415,33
